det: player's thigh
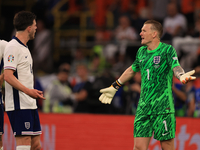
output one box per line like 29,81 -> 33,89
160,138 -> 175,150
153,113 -> 176,141
31,135 -> 41,150
134,114 -> 153,138
15,135 -> 31,145
133,137 -> 151,150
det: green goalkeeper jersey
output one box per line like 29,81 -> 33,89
132,42 -> 180,115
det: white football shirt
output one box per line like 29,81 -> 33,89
4,37 -> 37,111
0,40 -> 7,104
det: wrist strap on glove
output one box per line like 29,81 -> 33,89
177,73 -> 184,80
111,80 -> 123,90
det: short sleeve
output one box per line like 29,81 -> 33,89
4,45 -> 19,71
167,45 -> 180,70
132,49 -> 140,72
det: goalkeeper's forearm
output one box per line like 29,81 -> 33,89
173,66 -> 185,80
118,66 -> 136,84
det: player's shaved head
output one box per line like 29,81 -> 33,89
144,20 -> 163,38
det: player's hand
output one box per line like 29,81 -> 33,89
27,89 -> 46,100
99,86 -> 117,104
36,90 -> 46,100
180,70 -> 196,84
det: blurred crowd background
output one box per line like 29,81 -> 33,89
1,0 -> 200,117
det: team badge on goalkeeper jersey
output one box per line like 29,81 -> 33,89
153,56 -> 160,64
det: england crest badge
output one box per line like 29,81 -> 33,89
154,56 -> 160,64
25,122 -> 30,129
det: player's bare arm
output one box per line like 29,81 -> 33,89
173,66 -> 196,84
118,66 -> 136,84
4,69 -> 45,100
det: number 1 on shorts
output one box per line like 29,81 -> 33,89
163,120 -> 168,131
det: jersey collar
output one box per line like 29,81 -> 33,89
147,42 -> 162,53
12,36 -> 28,48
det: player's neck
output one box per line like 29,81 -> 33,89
15,32 -> 29,46
147,40 -> 160,50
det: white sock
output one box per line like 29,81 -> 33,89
16,145 -> 31,150
0,146 -> 3,150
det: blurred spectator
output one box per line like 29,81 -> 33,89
88,53 -> 105,77
188,17 -> 200,37
193,18 -> 200,74
88,29 -> 108,76
180,0 -> 195,29
70,64 -> 93,113
172,77 -> 187,117
70,64 -> 110,114
170,77 -> 196,117
105,16 -> 138,76
185,81 -> 196,117
125,0 -> 147,34
108,0 -> 127,28
43,63 -> 73,113
162,2 -> 187,41
125,72 -> 141,115
103,15 -> 138,77
34,77 -> 44,111
32,19 -> 53,74
192,78 -> 200,117
70,48 -> 88,76
88,69 -> 117,114
148,0 -> 170,24
172,18 -> 200,72
195,2 -> 200,20
114,15 -> 138,63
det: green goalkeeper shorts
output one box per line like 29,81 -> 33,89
134,113 -> 176,141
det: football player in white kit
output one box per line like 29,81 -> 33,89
0,40 -> 7,150
4,11 -> 45,150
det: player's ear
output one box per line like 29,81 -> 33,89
27,26 -> 31,33
153,31 -> 158,38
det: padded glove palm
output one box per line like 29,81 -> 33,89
180,70 -> 196,84
99,86 -> 117,104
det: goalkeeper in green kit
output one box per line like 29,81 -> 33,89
99,20 -> 196,150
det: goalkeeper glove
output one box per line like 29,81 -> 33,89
180,70 -> 196,84
99,80 -> 122,104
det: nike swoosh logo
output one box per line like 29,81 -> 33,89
162,132 -> 169,136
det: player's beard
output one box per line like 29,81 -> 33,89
29,30 -> 35,40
